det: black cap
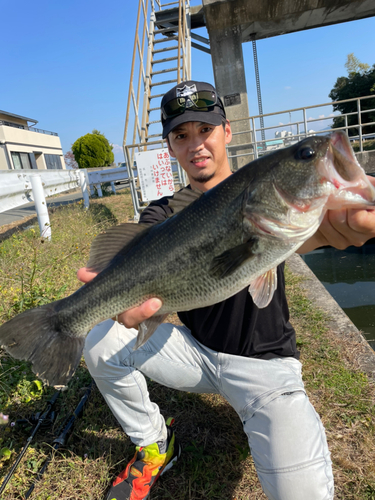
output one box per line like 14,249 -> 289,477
161,80 -> 226,139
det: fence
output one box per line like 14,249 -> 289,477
0,120 -> 58,136
227,94 -> 375,161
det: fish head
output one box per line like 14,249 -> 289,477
272,130 -> 375,211
321,130 -> 375,209
245,131 -> 375,242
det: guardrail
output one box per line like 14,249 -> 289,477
0,167 -> 132,239
0,169 -> 84,213
84,167 -> 130,197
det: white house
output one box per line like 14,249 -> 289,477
0,111 -> 66,170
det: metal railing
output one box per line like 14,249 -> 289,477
124,140 -> 186,218
0,120 -> 58,136
227,95 -> 375,160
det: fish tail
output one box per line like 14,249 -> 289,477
0,301 -> 85,387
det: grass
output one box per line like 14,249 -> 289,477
352,138 -> 375,152
0,189 -> 374,499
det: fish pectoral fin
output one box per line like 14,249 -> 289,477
134,313 -> 169,349
248,267 -> 278,308
86,223 -> 150,273
208,238 -> 259,279
167,187 -> 204,216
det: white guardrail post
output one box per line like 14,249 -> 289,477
29,174 -> 52,240
78,170 -> 90,209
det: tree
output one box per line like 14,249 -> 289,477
72,131 -> 114,169
92,129 -> 114,166
64,150 -> 78,169
345,53 -> 370,76
329,54 -> 375,137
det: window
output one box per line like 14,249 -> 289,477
29,153 -> 37,169
11,152 -> 32,169
11,153 -> 22,169
45,154 -> 62,169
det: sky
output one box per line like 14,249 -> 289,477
2,0 -> 375,164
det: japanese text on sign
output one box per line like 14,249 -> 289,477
135,148 -> 175,202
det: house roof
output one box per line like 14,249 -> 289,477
0,110 -> 38,125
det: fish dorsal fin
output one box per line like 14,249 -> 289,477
248,267 -> 278,308
167,187 -> 203,215
86,223 -> 150,273
208,237 -> 259,279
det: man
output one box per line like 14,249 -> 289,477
78,81 -> 375,500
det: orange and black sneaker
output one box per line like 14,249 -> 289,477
106,418 -> 180,500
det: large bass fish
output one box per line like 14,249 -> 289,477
0,131 -> 374,386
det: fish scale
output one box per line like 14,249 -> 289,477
0,131 -> 374,386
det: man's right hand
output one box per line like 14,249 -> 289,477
77,267 -> 162,329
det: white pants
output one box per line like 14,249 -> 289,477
84,319 -> 334,500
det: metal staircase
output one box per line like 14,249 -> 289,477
145,4 -> 191,142
123,0 -> 196,217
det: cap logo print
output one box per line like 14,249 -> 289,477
176,84 -> 198,108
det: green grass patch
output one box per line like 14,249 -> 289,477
352,138 -> 375,152
0,191 -> 374,499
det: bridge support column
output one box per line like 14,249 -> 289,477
204,19 -> 254,169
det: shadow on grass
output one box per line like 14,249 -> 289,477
73,378 -> 254,500
1,364 -> 257,500
87,203 -> 118,227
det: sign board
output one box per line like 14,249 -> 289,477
224,93 -> 241,107
135,148 -> 175,202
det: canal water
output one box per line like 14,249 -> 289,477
301,241 -> 375,351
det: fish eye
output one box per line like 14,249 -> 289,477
295,146 -> 315,160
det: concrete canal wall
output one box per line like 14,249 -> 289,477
356,150 -> 375,174
287,253 -> 375,379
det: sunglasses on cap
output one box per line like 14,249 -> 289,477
161,90 -> 219,119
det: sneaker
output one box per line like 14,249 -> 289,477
106,418 -> 181,500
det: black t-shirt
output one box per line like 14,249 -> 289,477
139,195 -> 299,360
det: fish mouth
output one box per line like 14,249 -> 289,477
329,130 -> 360,181
321,131 -> 375,209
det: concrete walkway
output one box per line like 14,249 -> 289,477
0,190 -> 84,227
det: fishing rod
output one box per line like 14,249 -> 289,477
0,390 -> 61,497
24,380 -> 94,499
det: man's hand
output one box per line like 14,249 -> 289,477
77,267 -> 162,328
298,176 -> 375,254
